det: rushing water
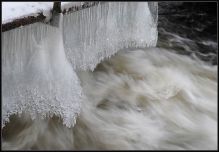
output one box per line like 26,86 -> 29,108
2,2 -> 217,150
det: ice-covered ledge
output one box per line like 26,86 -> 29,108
2,2 -> 158,128
2,2 -> 99,32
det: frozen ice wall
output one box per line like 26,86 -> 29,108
63,2 -> 158,70
2,2 -> 158,128
2,22 -> 83,128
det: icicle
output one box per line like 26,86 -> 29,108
2,16 -> 83,128
63,2 -> 158,71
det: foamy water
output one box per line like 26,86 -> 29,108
2,47 -> 217,150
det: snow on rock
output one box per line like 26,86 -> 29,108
2,2 -> 85,24
2,2 -> 53,24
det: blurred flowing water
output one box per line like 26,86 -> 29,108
2,2 -> 218,150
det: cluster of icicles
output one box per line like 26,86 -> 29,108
2,2 -> 158,128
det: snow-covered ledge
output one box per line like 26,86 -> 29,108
2,2 -> 99,32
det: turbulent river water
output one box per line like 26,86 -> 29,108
2,2 -> 218,150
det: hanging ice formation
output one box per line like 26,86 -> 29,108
63,2 -> 158,70
2,16 -> 83,128
2,2 -> 158,128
